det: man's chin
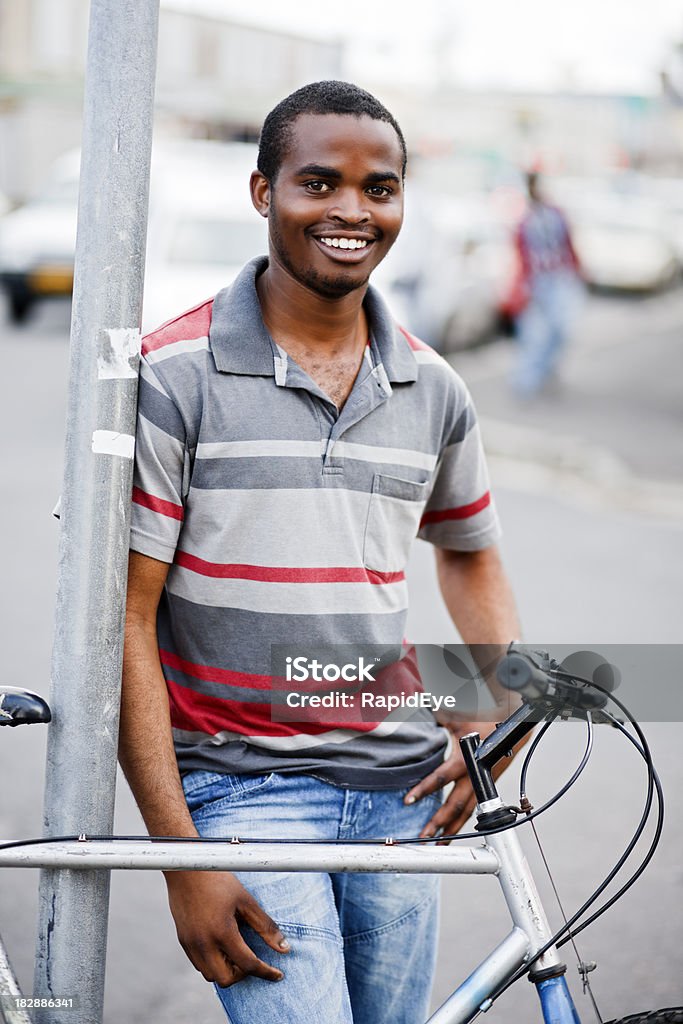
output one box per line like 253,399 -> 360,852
305,268 -> 369,300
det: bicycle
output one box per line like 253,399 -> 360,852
0,646 -> 681,1024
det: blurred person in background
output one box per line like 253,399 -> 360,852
509,171 -> 584,398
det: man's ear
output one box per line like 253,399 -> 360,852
250,170 -> 271,219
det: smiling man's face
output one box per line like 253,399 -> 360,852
251,112 -> 405,299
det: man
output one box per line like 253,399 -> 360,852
511,170 -> 584,398
120,81 -> 522,1024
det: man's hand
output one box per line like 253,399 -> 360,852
165,871 -> 290,987
404,720 -> 525,845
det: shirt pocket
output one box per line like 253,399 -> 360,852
363,474 -> 430,574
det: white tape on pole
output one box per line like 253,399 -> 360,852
91,430 -> 135,459
97,327 -> 141,380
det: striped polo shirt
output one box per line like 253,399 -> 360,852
130,256 -> 502,789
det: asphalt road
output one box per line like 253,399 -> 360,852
0,289 -> 681,1023
457,285 -> 683,487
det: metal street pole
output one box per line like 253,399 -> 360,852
33,2 -> 160,1022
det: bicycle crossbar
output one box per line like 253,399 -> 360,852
0,841 -> 500,874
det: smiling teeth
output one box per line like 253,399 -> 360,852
320,238 -> 368,250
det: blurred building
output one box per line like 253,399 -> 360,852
0,0 -> 343,201
156,2 -> 342,141
1,0 -> 681,203
376,85 -> 683,181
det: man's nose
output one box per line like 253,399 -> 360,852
328,190 -> 370,224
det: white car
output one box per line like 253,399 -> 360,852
637,176 -> 683,267
573,217 -> 678,292
142,142 -> 267,333
0,140 -> 267,326
546,177 -> 678,292
0,152 -> 79,322
374,190 -> 513,351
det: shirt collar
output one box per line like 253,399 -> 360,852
209,255 -> 418,384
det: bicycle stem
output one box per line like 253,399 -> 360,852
460,703 -> 544,805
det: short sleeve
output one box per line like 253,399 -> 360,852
418,391 -> 501,551
129,356 -> 188,563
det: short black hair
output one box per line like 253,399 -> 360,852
257,80 -> 407,183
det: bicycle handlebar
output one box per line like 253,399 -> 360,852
0,687 -> 52,727
496,647 -> 609,715
496,652 -> 550,700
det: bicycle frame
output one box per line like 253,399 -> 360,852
0,794 -> 579,1024
0,672 -> 590,1023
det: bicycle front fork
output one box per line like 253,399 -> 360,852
536,975 -> 582,1024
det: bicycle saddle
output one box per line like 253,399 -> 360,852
0,687 -> 52,726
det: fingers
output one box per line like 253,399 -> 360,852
220,961 -> 247,986
404,757 -> 467,805
436,793 -> 477,846
221,920 -> 286,984
169,873 -> 291,989
183,923 -> 286,988
404,721 -> 503,806
418,783 -> 476,844
238,890 -> 291,956
179,936 -> 240,988
404,770 -> 446,805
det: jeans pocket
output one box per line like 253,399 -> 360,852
363,474 -> 430,573
182,770 -> 276,812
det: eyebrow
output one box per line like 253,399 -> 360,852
296,164 -> 342,180
365,170 -> 401,186
295,164 -> 401,186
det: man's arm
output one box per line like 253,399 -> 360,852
404,544 -> 526,843
120,551 -> 290,986
435,544 -> 519,641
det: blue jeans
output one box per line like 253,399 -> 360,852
182,770 -> 442,1024
513,271 -> 583,396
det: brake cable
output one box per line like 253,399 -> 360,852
487,674 -> 663,1008
518,712 -> 604,1022
555,711 -> 664,945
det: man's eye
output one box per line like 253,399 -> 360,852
305,180 -> 332,193
366,185 -> 392,197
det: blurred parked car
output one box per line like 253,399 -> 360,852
642,176 -> 683,267
0,141 -> 267,327
0,151 -> 79,322
573,216 -> 678,292
545,177 -> 678,293
374,189 -> 514,351
142,142 -> 267,332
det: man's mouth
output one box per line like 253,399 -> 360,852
319,237 -> 369,250
311,234 -> 376,262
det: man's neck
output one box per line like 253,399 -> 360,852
256,256 -> 369,359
